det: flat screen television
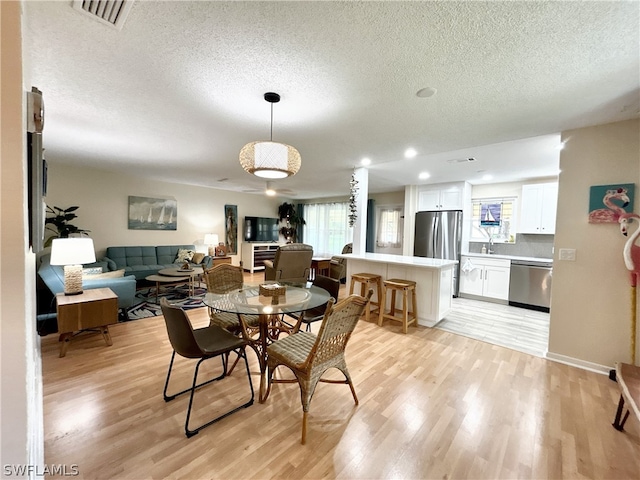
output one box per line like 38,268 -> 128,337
243,216 -> 280,242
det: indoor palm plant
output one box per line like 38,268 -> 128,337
278,202 -> 305,243
44,205 -> 90,247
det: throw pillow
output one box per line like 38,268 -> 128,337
82,267 -> 103,276
175,249 -> 195,263
191,252 -> 206,264
83,269 -> 126,280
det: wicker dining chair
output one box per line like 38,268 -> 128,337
264,290 -> 373,444
203,263 -> 259,334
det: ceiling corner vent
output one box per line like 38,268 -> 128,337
447,157 -> 477,164
72,0 -> 134,30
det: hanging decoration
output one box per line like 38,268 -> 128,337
348,170 -> 358,227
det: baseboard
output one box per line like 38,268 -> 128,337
545,352 -> 611,375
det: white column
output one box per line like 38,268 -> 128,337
351,167 -> 369,255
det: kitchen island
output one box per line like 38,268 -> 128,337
337,252 -> 457,327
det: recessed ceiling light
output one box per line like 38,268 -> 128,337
416,87 -> 437,98
404,148 -> 417,159
419,172 -> 430,180
361,157 -> 371,166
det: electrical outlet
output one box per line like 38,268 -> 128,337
559,248 -> 576,261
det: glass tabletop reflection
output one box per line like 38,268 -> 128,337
203,281 -> 331,316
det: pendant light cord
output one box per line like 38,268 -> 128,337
270,103 -> 274,141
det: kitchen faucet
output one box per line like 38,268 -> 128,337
488,236 -> 495,254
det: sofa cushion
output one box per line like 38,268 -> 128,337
156,245 -> 196,265
107,246 -> 158,269
175,248 -> 195,263
191,252 -> 206,264
82,267 -> 103,276
83,269 -> 125,280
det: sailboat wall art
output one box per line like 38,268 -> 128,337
128,195 -> 177,230
480,203 -> 502,227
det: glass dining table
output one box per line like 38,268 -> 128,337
202,281 -> 331,402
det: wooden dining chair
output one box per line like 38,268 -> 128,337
160,298 -> 254,437
263,290 -> 373,444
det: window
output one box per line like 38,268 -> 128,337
470,197 -> 517,243
376,206 -> 402,248
302,202 -> 353,254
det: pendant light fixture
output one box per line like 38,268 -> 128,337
239,92 -> 301,179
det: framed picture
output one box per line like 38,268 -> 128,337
128,196 -> 177,230
215,243 -> 227,257
588,183 -> 635,224
225,205 -> 238,254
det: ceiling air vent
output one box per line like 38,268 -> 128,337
446,157 -> 477,164
72,0 -> 134,30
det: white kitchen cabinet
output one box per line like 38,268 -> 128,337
418,182 -> 467,210
459,255 -> 511,301
519,183 -> 558,234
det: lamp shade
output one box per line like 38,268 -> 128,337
203,233 -> 219,245
239,141 -> 301,179
50,238 -> 96,266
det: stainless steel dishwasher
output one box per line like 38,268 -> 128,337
508,260 -> 553,312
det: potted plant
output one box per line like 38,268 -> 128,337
44,205 -> 90,247
278,202 -> 305,243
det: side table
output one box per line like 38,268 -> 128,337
210,256 -> 232,267
56,287 -> 118,357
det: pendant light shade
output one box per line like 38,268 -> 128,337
239,92 -> 301,178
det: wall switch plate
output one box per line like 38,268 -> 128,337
559,248 -> 576,261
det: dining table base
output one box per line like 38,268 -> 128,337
240,313 -> 299,403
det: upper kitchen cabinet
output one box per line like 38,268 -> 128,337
418,182 -> 471,211
519,182 -> 558,234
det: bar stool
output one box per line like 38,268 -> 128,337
349,273 -> 383,323
378,279 -> 417,334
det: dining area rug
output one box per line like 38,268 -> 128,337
124,285 -> 206,321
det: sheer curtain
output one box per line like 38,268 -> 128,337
376,207 -> 402,248
302,202 -> 354,254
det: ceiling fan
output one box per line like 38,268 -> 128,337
242,181 -> 295,197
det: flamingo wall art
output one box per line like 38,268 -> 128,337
588,183 -> 634,223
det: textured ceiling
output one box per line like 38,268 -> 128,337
23,1 -> 640,199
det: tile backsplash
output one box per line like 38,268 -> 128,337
469,234 -> 554,259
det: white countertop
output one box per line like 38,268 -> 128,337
462,253 -> 553,263
337,252 -> 458,269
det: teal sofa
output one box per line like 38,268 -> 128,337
38,253 -> 137,310
103,244 -> 213,281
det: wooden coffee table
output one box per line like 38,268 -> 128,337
158,266 -> 204,296
145,274 -> 190,303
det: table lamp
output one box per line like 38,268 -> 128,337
50,237 -> 97,295
203,233 -> 219,257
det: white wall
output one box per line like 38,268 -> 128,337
549,119 -> 640,369
46,164 -> 283,262
1,0 -> 45,470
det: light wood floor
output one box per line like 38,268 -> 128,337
437,297 -> 550,358
40,278 -> 640,479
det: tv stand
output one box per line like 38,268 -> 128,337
241,242 -> 282,273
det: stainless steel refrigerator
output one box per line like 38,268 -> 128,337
414,210 -> 463,296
